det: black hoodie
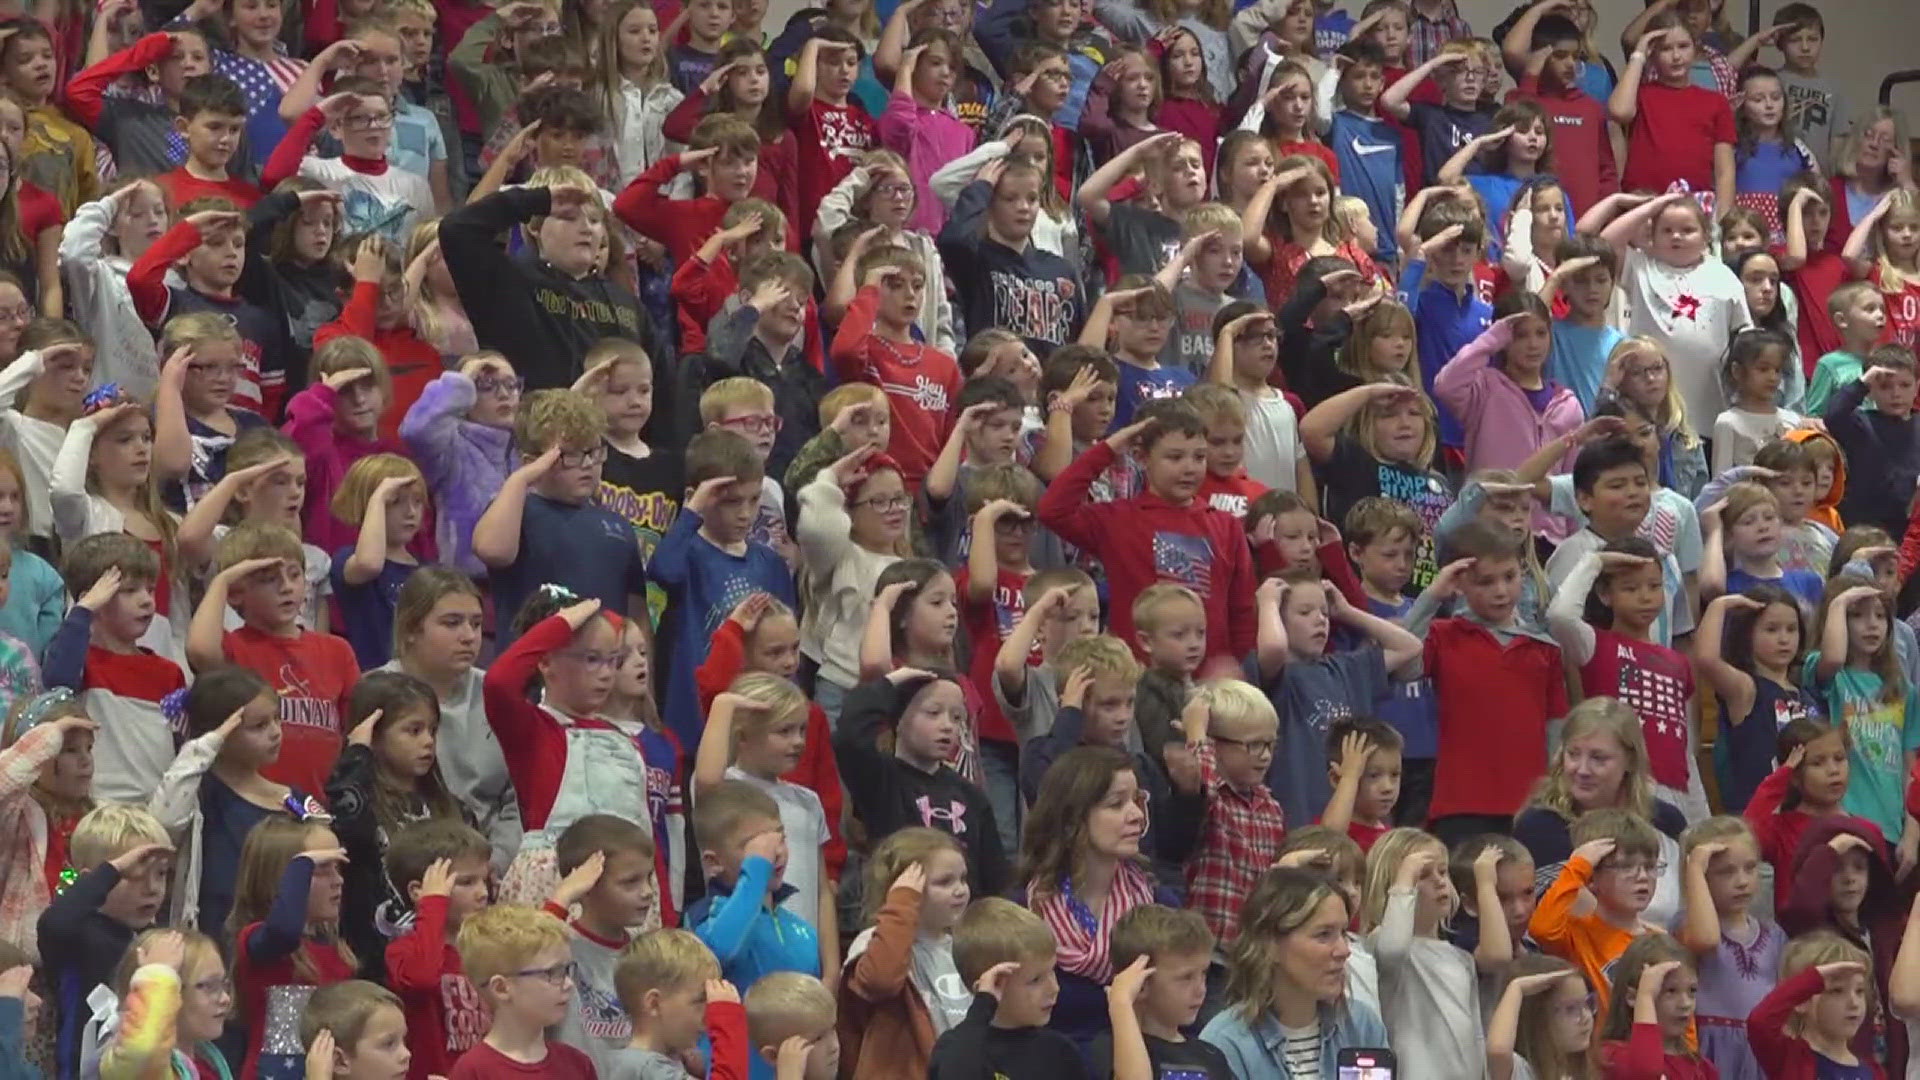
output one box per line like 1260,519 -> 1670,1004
935,180 -> 1086,356
1781,813 -> 1908,1074
835,675 -> 1011,898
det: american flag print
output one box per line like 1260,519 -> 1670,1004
1153,531 -> 1213,594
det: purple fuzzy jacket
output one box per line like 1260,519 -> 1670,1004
399,371 -> 514,577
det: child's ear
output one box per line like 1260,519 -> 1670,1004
1134,628 -> 1152,654
757,1042 -> 780,1065
642,987 -> 663,1019
406,878 -> 423,904
172,115 -> 190,135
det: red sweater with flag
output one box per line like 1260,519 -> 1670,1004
1037,440 -> 1257,664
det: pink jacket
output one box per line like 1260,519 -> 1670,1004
0,723 -> 62,961
1434,318 -> 1585,538
877,91 -> 976,236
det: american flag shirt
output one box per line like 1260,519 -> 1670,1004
1185,740 -> 1287,943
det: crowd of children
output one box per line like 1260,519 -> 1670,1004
0,0 -> 1913,1076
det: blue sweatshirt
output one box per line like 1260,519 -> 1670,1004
1329,110 -> 1404,265
1398,258 -> 1492,449
645,506 -> 797,751
687,856 -> 820,1080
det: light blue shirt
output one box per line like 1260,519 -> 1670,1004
1549,320 -> 1625,413
386,98 -> 445,182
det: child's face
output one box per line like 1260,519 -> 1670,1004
1137,598 -> 1206,674
441,853 -> 492,924
714,403 -> 778,463
1545,974 -> 1594,1053
1212,715 -> 1275,789
988,174 -> 1042,243
905,572 -> 959,651
352,31 -> 406,95
1202,420 -> 1245,477
1164,34 -> 1201,93
229,0 -> 284,50
1649,962 -> 1698,1039
1493,860 -> 1537,942
1159,144 -> 1206,211
1846,592 -> 1891,659
1576,463 -> 1652,535
40,722 -> 92,801
179,108 -> 241,170
1190,231 -> 1243,293
1763,468 -> 1816,524
3,35 -> 56,102
1747,600 -> 1802,672
614,5 -> 660,71
383,478 -> 427,547
1780,22 -> 1822,69
239,459 -> 307,527
1838,292 -> 1889,343
535,441 -> 606,505
534,125 -> 587,171
689,0 -> 732,40
112,184 -> 169,261
1037,585 -> 1101,657
1280,582 -> 1331,658
613,623 -> 650,701
343,1002 -> 411,1079
740,708 -> 809,781
28,340 -> 91,415
895,680 -> 965,768
333,93 -> 394,159
1652,204 -> 1709,266
100,845 -> 170,927
187,226 -> 246,292
1794,731 -> 1850,808
817,41 -> 860,101
996,957 -> 1060,1027
459,356 -> 521,429
983,340 -> 1040,398
991,505 -> 1036,568
176,951 -> 232,1044
394,13 -> 433,72
1140,431 -> 1207,505
332,372 -> 385,439
1601,560 -> 1665,633
848,469 -> 909,548
1699,836 -> 1760,915
1229,317 -> 1279,383
292,198 -> 337,264
967,405 -> 1023,466
0,471 -> 19,537
1831,847 -> 1871,920
1283,174 -> 1332,234
1112,302 -> 1173,358
96,573 -> 158,644
584,846 -> 658,930
1742,74 -> 1785,132
1069,380 -> 1115,442
538,614 -> 620,713
1885,211 -> 1920,264
1221,141 -> 1274,204
745,612 -> 801,678
1139,949 -> 1209,1029
597,359 -> 652,439
1739,262 -> 1781,320
372,704 -> 437,781
1726,502 -> 1781,561
1351,528 -> 1414,595
93,411 -> 154,490
1080,672 -> 1136,748
1650,27 -> 1696,83
1807,969 -> 1870,1043
1340,62 -> 1384,112
1563,263 -> 1615,321
499,942 -> 575,1028
1436,55 -> 1482,106
222,691 -> 283,767
650,978 -> 711,1055
1365,7 -> 1408,61
919,847 -> 971,932
1427,235 -> 1479,286
1269,508 -> 1318,569
306,826 -> 345,921
1504,314 -> 1552,378
181,340 -> 240,413
1589,850 -> 1657,916
1460,555 -> 1523,624
1368,396 -> 1427,465
1353,746 -> 1401,823
1869,367 -> 1918,420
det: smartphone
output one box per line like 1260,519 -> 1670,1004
1336,1048 -> 1396,1080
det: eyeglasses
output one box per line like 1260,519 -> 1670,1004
475,374 -> 525,396
0,305 -> 31,323
874,182 -> 914,199
343,113 -> 395,131
993,516 -> 1037,534
718,414 -> 782,435
1601,860 -> 1667,880
511,961 -> 574,986
557,445 -> 608,468
1212,735 -> 1276,756
555,649 -> 622,669
190,976 -> 234,998
1623,363 -> 1665,380
1554,994 -> 1597,1021
1235,328 -> 1278,343
854,494 -> 911,512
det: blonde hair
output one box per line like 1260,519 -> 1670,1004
457,905 -> 570,998
723,672 -> 807,741
404,219 -> 461,353
952,897 -> 1054,982
308,335 -> 393,405
1720,481 -> 1780,536
1779,929 -> 1875,1034
818,382 -> 886,428
860,826 -> 965,924
1339,300 -> 1418,384
516,389 -> 606,452
1054,634 -> 1144,685
585,336 -> 649,375
159,311 -> 241,356
1182,201 -> 1243,241
328,452 -> 424,527
1184,381 -> 1247,430
1608,337 -> 1698,449
1679,814 -> 1757,862
1468,467 -> 1551,598
1872,187 -> 1920,291
699,376 -> 776,425
1192,677 -> 1278,738
615,928 -> 720,1015
84,406 -> 181,580
599,0 -> 668,123
298,981 -> 402,1056
215,520 -> 303,573
1838,107 -> 1913,187
70,802 -> 168,869
1527,697 -> 1657,822
1224,868 -> 1350,1021
0,447 -> 27,535
744,971 -> 836,1047
1347,383 -> 1438,471
1361,827 -> 1450,930
229,818 -> 358,981
1132,582 -> 1204,634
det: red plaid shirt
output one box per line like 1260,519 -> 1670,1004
1185,740 -> 1287,944
1407,0 -> 1473,67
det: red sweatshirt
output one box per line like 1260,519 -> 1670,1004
1742,763 -> 1869,911
1600,1024 -> 1716,1080
695,617 -> 848,881
1749,967 -> 1888,1080
668,251 -> 826,361
1507,74 -> 1617,218
1037,440 -> 1258,664
153,169 -> 260,211
63,33 -> 170,130
828,285 -> 960,493
315,280 -> 442,442
614,154 -> 733,267
660,91 -> 802,235
482,614 -> 647,831
386,895 -> 488,1080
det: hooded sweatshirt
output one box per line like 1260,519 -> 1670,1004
1785,427 -> 1847,536
1778,814 -> 1907,1076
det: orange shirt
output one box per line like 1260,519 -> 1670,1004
1528,853 -> 1638,1016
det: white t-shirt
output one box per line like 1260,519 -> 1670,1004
1621,248 -> 1752,437
1240,387 -> 1306,493
300,156 -> 436,243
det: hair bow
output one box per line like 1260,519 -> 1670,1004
81,383 -> 134,417
159,688 -> 189,735
285,794 -> 334,824
536,583 -> 579,604
1664,178 -> 1715,221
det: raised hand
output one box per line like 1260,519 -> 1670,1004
347,708 -> 384,747
77,565 -> 124,612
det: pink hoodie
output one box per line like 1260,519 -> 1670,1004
1434,318 -> 1585,538
877,91 -> 977,236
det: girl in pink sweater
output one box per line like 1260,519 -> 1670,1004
876,29 -> 975,236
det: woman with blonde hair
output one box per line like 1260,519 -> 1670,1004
1827,106 -> 1917,255
1513,697 -> 1689,926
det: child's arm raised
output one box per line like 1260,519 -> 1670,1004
128,211 -> 238,327
693,692 -> 770,796
860,581 -> 912,682
1748,962 -> 1860,1070
275,38 -> 363,121
1536,253 -> 1603,308
1471,844 -> 1514,971
148,707 -> 244,834
1319,730 -> 1371,835
1329,577 -> 1423,672
245,847 -> 348,964
1436,125 -> 1515,187
175,455 -> 297,570
1598,190 -> 1689,262
339,476 -> 413,586
1545,550 -> 1612,666
1500,0 -> 1569,75
1241,167 -> 1311,268
470,447 -> 559,570
1381,52 -> 1467,121
1373,847 -> 1439,965
187,557 -> 281,671
1841,191 -> 1895,280
1154,228 -> 1216,294
1253,576 -> 1290,681
386,859 -> 458,994
64,31 -> 177,129
1031,363 -> 1100,482
1607,27 -> 1664,127
926,402 -> 996,504
1105,956 -> 1156,1080
1678,839 -> 1727,954
650,475 -> 732,596
1692,594 -> 1762,721
796,447 -> 874,579
996,585 -> 1067,705
1037,421 -> 1144,552
1622,960 -> 1682,1076
1487,971 -> 1571,1080
1077,131 -> 1185,229
324,711 -> 385,867
1697,499 -> 1731,599
1515,415 -> 1625,503
1528,838 -> 1612,950
1815,584 -> 1881,682
1780,187 -> 1821,273
786,37 -> 830,117
1300,382 -> 1413,465
966,499 -> 1026,605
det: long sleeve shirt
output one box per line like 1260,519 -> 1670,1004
928,992 -> 1089,1080
129,219 -> 290,418
398,372 -> 513,578
1748,967 -> 1888,1080
386,895 -> 487,1080
1037,440 -> 1256,663
1823,376 -> 1920,536
828,286 -> 960,493
1529,854 -> 1635,1016
57,195 -> 160,399
314,281 -> 442,442
281,380 -> 421,558
875,91 -> 975,235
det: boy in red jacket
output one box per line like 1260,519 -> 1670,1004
1038,398 -> 1257,666
613,114 -> 764,268
384,819 -> 495,1080
828,245 -> 960,494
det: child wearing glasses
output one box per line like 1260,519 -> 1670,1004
452,905 -> 597,1079
650,429 -> 796,750
259,76 -> 435,244
473,389 -> 650,639
401,351 -> 522,578
699,377 -> 794,559
1528,808 -> 1667,1017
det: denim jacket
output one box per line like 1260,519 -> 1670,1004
1199,998 -> 1389,1079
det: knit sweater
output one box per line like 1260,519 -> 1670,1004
0,723 -> 62,963
399,372 -> 514,578
795,475 -> 900,689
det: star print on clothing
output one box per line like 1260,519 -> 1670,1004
1672,293 -> 1703,322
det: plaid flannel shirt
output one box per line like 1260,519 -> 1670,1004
1407,0 -> 1473,67
1185,739 -> 1288,944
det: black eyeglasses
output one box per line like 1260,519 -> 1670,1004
1212,735 -> 1276,756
